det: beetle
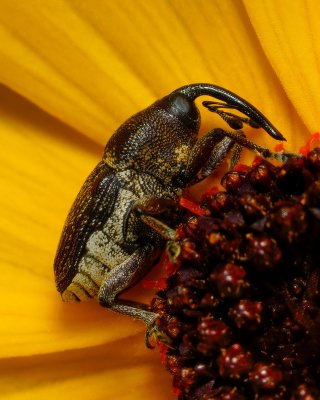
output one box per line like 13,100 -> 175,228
54,83 -> 288,345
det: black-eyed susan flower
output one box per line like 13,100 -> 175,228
153,145 -> 320,399
0,1 -> 319,399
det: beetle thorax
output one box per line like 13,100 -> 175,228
103,103 -> 199,186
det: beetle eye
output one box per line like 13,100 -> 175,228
167,93 -> 199,129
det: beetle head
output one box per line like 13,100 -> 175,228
159,91 -> 200,132
174,83 -> 285,141
104,83 -> 284,190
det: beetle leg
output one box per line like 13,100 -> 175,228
198,131 -> 250,180
202,131 -> 245,173
133,197 -> 178,240
132,196 -> 177,215
182,128 -> 233,185
199,129 -> 298,180
184,128 -> 298,185
99,243 -> 160,327
215,129 -> 300,162
140,215 -> 177,240
229,142 -> 242,170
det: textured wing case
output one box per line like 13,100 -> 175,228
54,161 -> 118,293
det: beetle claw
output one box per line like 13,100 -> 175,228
145,322 -> 173,349
145,326 -> 156,349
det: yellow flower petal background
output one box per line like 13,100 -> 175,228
0,0 -> 312,146
0,0 -> 319,398
0,85 -> 173,398
2,336 -> 170,400
245,0 -> 320,135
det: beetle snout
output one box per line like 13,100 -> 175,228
162,92 -> 200,131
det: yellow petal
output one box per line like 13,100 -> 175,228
0,1 -> 318,398
244,0 -> 320,139
0,84 -> 153,358
0,0 -> 154,144
0,0 -> 315,360
0,0 -> 311,149
0,336 -> 174,400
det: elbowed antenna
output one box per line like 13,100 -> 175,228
174,83 -> 285,141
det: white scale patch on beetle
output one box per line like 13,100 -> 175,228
62,256 -> 111,302
80,255 -> 107,287
117,170 -> 146,197
62,188 -> 140,302
174,144 -> 190,164
102,188 -> 139,243
86,230 -> 129,267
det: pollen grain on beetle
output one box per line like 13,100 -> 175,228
152,147 -> 320,400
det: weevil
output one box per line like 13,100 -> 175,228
54,83 -> 289,345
